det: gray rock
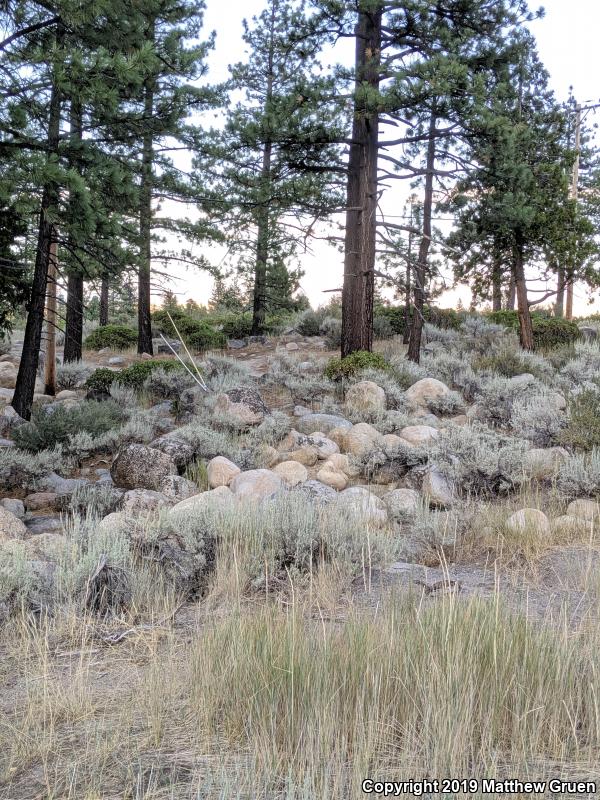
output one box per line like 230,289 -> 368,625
0,438 -> 15,448
159,475 -> 199,502
107,356 -> 125,366
422,467 -> 454,509
0,498 -> 25,519
230,469 -> 285,501
149,435 -> 195,469
39,472 -> 90,494
154,338 -> 182,354
579,326 -> 598,342
111,444 -> 177,491
293,405 -> 312,417
0,506 -> 27,538
24,515 -> 65,536
294,480 -> 337,505
295,413 -> 352,435
227,339 -> 247,350
121,489 -> 171,516
0,405 -> 26,437
382,488 -> 422,521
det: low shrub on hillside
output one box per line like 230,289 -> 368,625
84,325 -> 137,351
85,359 -> 186,394
56,361 -> 94,390
558,448 -> 600,498
0,448 -> 57,491
559,389 -> 600,451
430,424 -> 528,496
510,393 -> 567,447
296,310 -> 322,337
487,311 -> 580,350
13,401 -> 126,453
185,325 -> 226,352
221,313 -> 254,339
376,305 -> 462,335
324,351 -> 389,380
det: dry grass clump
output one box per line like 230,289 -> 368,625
2,589 -> 600,798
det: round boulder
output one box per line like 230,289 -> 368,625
230,469 -> 285,501
506,508 -> 551,537
0,506 -> 27,541
399,425 -> 439,447
111,444 -> 177,491
344,381 -> 386,415
404,378 -> 450,409
337,487 -> 388,528
207,456 -> 241,488
567,499 -> 600,523
316,465 -> 348,491
382,488 -> 421,521
169,485 -> 235,519
272,461 -> 308,487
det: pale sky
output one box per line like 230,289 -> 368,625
157,0 -> 600,315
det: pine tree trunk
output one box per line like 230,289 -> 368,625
341,7 -> 382,358
44,241 -> 58,395
64,98 -> 84,363
506,275 -> 516,310
251,166 -> 271,335
100,276 -> 109,325
12,34 -> 62,420
402,225 -> 412,344
492,257 -> 502,312
513,237 -> 534,350
251,1 -> 276,336
407,111 -> 436,364
64,273 -> 84,362
138,71 -> 154,356
554,265 -> 565,318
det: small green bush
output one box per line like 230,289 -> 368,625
487,311 -> 580,350
152,310 -> 225,350
85,360 -> 185,394
151,308 -> 189,335
221,313 -> 254,339
473,350 -> 533,378
84,325 -> 137,351
13,401 -> 126,453
324,351 -> 390,380
297,310 -> 322,337
559,390 -> 600,451
375,305 -> 462,335
373,315 -> 395,340
533,317 -> 581,350
185,325 -> 226,352
84,367 -> 116,394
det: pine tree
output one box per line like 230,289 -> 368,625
197,0 -> 344,335
306,0 -> 537,359
445,38 -> 595,348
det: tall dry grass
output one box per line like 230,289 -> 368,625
1,583 -> 600,799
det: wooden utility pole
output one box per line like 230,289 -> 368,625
565,103 -> 581,320
44,239 -> 58,395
